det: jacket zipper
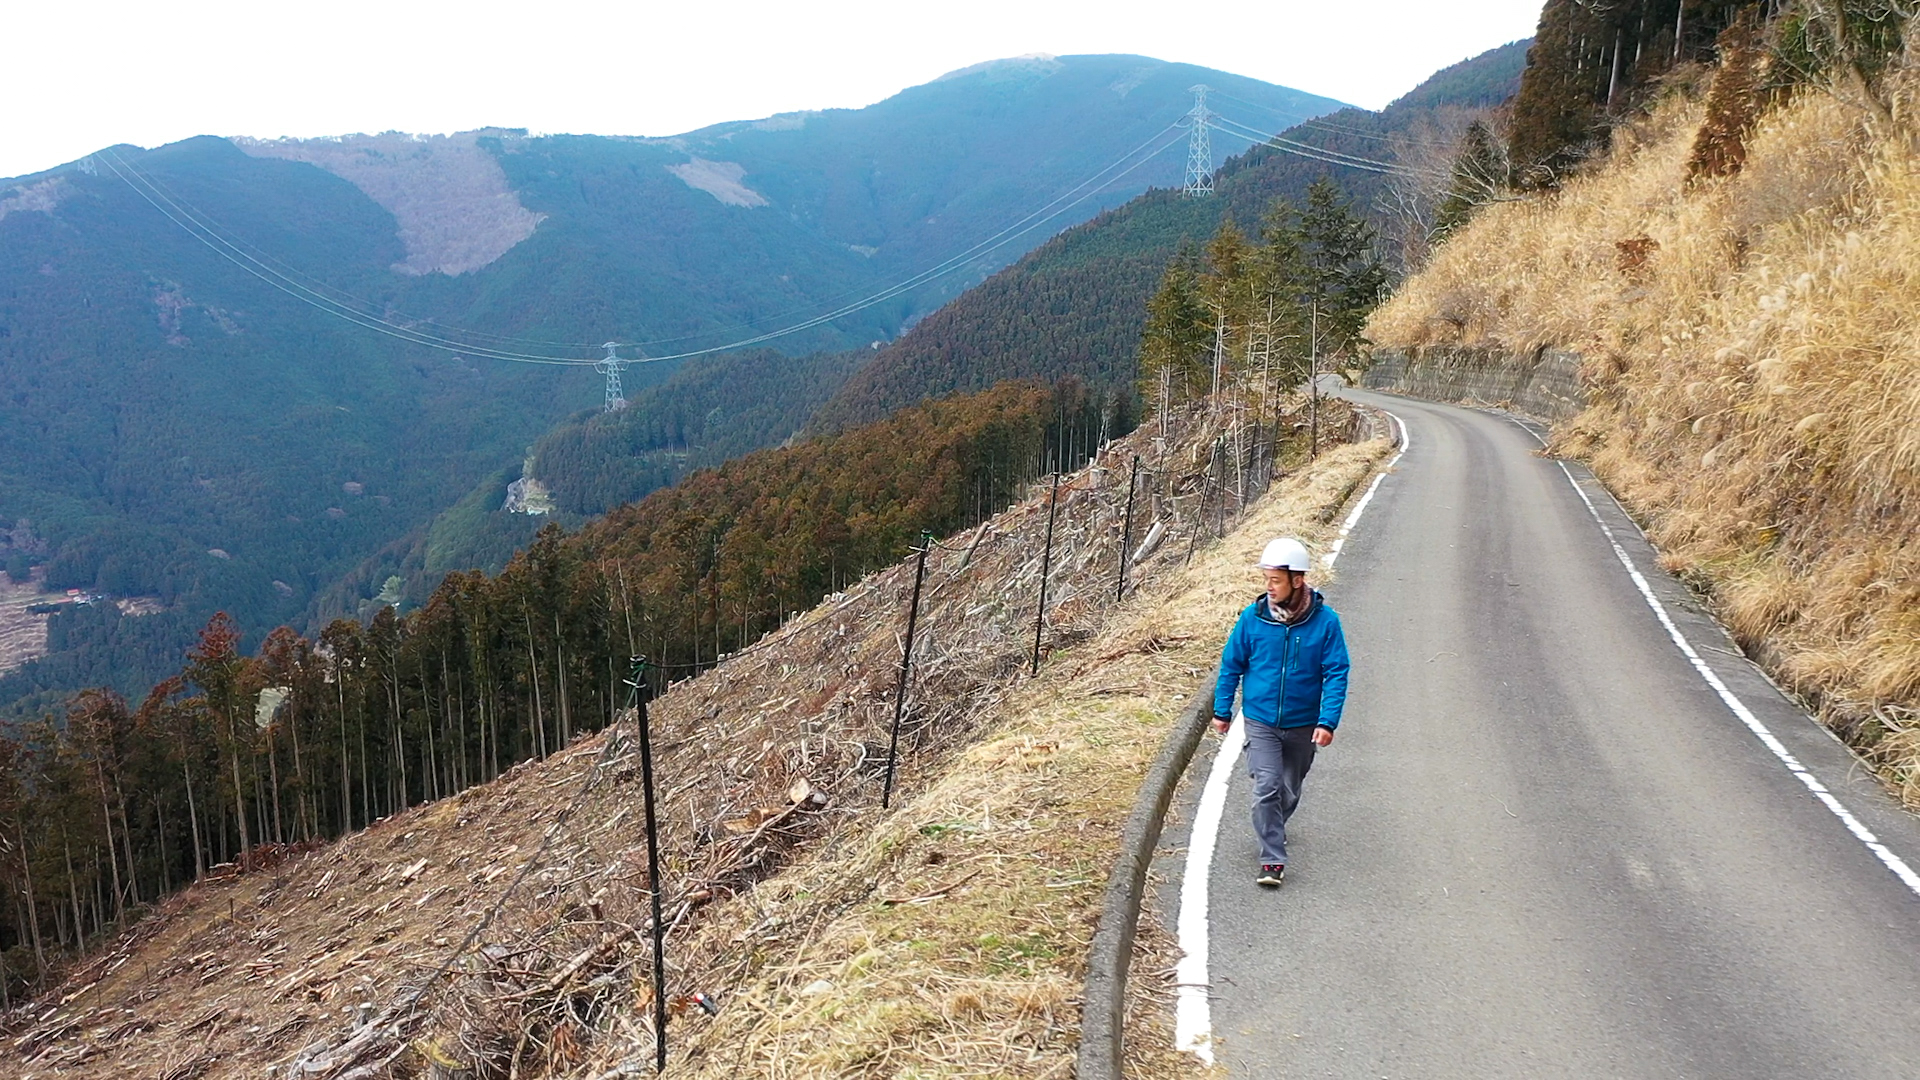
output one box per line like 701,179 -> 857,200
1275,623 -> 1292,725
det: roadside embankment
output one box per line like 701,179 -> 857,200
1369,80 -> 1920,805
1363,345 -> 1585,422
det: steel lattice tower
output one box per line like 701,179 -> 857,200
1184,84 -> 1213,198
597,342 -> 630,412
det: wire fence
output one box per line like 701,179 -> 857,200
235,393 -> 1369,1079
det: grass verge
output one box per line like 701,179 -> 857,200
672,437 -> 1390,1078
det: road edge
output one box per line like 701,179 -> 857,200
1078,406 -> 1408,1080
1075,673 -> 1217,1080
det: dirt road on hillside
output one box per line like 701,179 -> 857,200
1159,391 -> 1920,1078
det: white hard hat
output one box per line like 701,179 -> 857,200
1258,537 -> 1312,572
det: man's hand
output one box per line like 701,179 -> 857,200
1311,726 -> 1334,747
1212,715 -> 1232,736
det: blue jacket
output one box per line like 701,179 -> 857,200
1214,590 -> 1350,729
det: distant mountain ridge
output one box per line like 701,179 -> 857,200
809,40 -> 1532,432
0,55 -> 1345,712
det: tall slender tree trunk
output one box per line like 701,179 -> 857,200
96,787 -> 123,922
253,751 -> 270,852
445,654 -> 465,793
387,669 -> 408,812
226,707 -> 252,856
266,723 -> 285,845
478,680 -> 490,782
110,775 -> 140,907
155,798 -> 173,893
420,668 -> 438,803
338,677 -> 352,834
554,618 -> 571,745
13,821 -> 44,974
288,702 -> 311,840
63,837 -> 84,945
182,757 -> 205,880
357,692 -> 371,827
525,616 -> 547,760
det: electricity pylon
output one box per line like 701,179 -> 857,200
597,342 -> 630,412
1184,85 -> 1213,198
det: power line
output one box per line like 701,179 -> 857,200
1202,118 -> 1397,175
618,113 -> 1195,351
619,123 -> 1190,364
96,157 -> 612,351
1206,88 -> 1468,152
1193,88 -> 1325,132
1207,114 -> 1446,181
100,150 -> 603,365
1209,115 -> 1408,173
103,115 -> 1190,369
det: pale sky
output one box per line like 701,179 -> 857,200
4,0 -> 1544,180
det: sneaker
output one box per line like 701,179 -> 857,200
1256,864 -> 1285,888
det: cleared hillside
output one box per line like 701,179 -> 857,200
0,393 -> 1389,1076
1370,74 -> 1920,805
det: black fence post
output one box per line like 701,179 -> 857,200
1031,471 -> 1062,676
882,532 -> 932,810
1186,440 -> 1219,567
1213,437 -> 1227,538
1269,404 -> 1285,491
1116,455 -> 1140,601
631,658 -> 669,1072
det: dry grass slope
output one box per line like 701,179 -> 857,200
671,438 -> 1386,1079
1370,77 -> 1920,805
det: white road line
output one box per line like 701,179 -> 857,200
1552,458 -> 1920,900
1173,713 -> 1243,1062
1174,406 -> 1410,1062
1493,408 -> 1920,899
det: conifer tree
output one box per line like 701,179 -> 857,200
185,613 -> 252,858
1137,248 -> 1212,410
1299,179 -> 1387,364
1249,200 -> 1315,391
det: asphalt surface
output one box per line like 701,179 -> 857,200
1163,390 -> 1920,1079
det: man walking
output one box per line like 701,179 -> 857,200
1213,537 -> 1350,887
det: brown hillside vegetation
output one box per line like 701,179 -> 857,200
2,396 -> 1385,1077
1369,77 -> 1920,805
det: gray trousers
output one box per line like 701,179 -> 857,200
1244,721 -> 1318,865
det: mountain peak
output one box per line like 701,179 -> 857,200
935,53 -> 1064,82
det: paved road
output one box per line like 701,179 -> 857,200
1164,390 -> 1920,1078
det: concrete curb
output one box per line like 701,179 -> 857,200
1075,669 -> 1219,1080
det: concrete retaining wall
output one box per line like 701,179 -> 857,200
1363,346 -> 1587,422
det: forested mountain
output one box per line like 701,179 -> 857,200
525,349 -> 872,519
808,39 -> 1532,432
0,57 -> 1343,712
322,347 -> 875,619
